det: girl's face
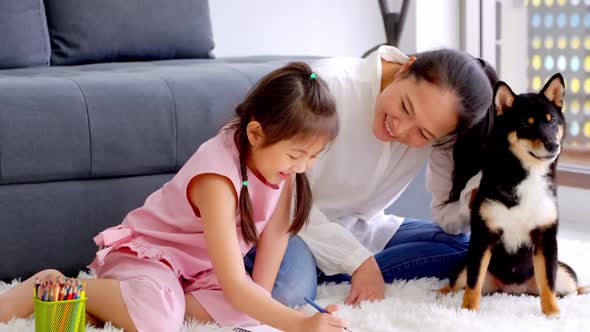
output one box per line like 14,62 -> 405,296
247,123 -> 327,185
373,60 -> 460,148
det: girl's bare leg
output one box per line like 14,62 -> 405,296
0,269 -> 136,331
83,278 -> 137,332
184,294 -> 214,324
0,269 -> 62,321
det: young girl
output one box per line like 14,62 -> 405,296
0,62 -> 347,332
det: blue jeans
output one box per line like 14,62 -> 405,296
244,219 -> 469,307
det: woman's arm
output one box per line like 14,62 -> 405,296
251,178 -> 293,292
189,174 -> 346,331
426,148 -> 480,234
298,205 -> 373,276
299,205 -> 385,305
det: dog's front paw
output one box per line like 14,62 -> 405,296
541,301 -> 560,318
545,311 -> 561,320
461,289 -> 481,311
540,290 -> 560,317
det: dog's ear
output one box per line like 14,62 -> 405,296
493,81 -> 516,116
540,73 -> 565,109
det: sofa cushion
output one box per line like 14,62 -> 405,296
44,0 -> 215,65
0,0 -> 51,69
0,59 -> 293,185
0,174 -> 174,281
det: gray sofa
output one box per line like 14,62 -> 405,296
0,0 -> 430,282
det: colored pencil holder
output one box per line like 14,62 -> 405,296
34,297 -> 86,332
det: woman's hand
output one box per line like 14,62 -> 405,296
298,305 -> 349,332
345,256 -> 385,305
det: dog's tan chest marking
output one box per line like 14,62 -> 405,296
480,170 -> 557,253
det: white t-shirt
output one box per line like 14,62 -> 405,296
299,46 -> 479,276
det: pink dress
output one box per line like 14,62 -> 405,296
88,129 -> 284,331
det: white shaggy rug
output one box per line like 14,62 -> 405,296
2,238 -> 589,332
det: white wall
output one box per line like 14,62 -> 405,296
498,0 -> 528,94
209,0 -> 385,57
415,0 -> 460,51
209,0 -> 460,58
558,186 -> 590,236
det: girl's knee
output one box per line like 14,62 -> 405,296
37,269 -> 65,281
282,236 -> 316,269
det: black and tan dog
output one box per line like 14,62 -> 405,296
440,74 -> 587,317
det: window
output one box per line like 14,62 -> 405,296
473,0 -> 590,187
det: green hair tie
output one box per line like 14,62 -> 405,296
242,180 -> 248,187
310,73 -> 317,80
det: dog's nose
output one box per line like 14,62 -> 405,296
545,141 -> 560,153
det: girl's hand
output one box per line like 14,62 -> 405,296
346,256 -> 385,305
299,305 -> 349,332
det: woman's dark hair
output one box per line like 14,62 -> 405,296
228,62 -> 338,245
448,58 -> 498,203
405,50 -> 498,203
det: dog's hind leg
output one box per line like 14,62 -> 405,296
440,268 -> 499,296
439,267 -> 467,294
554,262 -> 580,296
481,272 -> 500,295
561,262 -> 590,295
521,262 -> 579,297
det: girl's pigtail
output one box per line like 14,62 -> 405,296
236,108 -> 258,245
289,173 -> 312,235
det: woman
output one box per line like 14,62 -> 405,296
243,45 -> 498,307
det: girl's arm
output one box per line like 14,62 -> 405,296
251,178 -> 293,292
189,174 -> 346,332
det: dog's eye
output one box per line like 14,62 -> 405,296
548,118 -> 557,126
